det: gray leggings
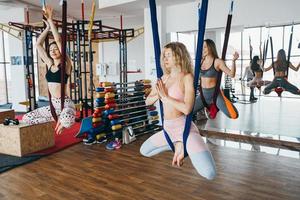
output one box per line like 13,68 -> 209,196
263,77 -> 300,95
193,87 -> 239,119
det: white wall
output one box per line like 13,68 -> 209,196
98,16 -> 145,83
9,36 -> 27,112
0,7 -> 27,111
99,0 -> 137,9
0,6 -> 25,23
165,0 -> 300,33
28,8 -> 43,23
144,6 -> 163,83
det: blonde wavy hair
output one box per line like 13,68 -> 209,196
160,42 -> 193,75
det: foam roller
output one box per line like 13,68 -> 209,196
105,93 -> 115,99
111,124 -> 122,131
92,117 -> 102,123
105,103 -> 117,110
104,88 -> 115,93
96,92 -> 105,98
104,98 -> 116,104
96,87 -> 104,92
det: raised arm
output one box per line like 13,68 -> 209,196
264,63 -> 273,72
157,74 -> 195,115
216,51 -> 239,78
44,6 -> 62,51
259,42 -> 263,60
35,20 -> 52,67
44,5 -> 72,75
289,62 -> 300,71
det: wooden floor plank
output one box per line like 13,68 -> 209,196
1,134 -> 300,200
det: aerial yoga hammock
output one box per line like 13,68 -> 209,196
263,25 -> 300,97
50,0 -> 67,122
246,36 -> 271,97
140,0 -> 216,180
22,0 -> 76,133
193,0 -> 238,120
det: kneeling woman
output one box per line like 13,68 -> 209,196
140,42 -> 216,180
22,6 -> 75,134
193,39 -> 239,119
246,55 -> 271,100
263,49 -> 300,95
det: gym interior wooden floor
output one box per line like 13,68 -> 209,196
1,97 -> 300,200
0,138 -> 300,200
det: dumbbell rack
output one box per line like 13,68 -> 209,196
95,80 -> 161,144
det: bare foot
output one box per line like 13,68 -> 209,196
172,142 -> 184,167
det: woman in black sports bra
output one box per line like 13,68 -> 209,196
193,39 -> 239,119
22,5 -> 75,134
263,49 -> 300,95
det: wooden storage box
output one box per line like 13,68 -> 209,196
0,109 -> 15,122
0,122 -> 55,157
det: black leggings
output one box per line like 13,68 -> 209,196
263,77 -> 300,95
193,87 -> 239,119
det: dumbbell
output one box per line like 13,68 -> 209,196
3,118 -> 19,126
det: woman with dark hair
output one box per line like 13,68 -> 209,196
263,49 -> 300,95
193,39 -> 239,119
244,55 -> 271,101
22,5 -> 75,134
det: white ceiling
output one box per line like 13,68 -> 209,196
0,0 -> 196,20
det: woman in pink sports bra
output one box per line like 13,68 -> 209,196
140,42 -> 216,180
